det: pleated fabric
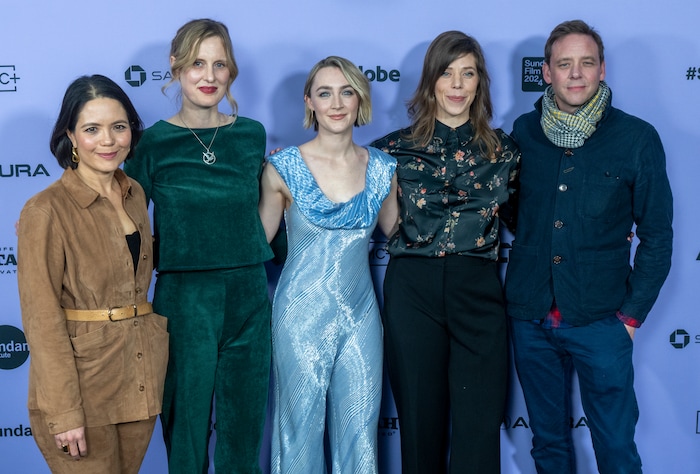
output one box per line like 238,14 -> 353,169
268,146 -> 395,474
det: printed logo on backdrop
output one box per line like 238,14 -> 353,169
687,66 -> 700,81
0,65 -> 20,92
124,65 -> 172,87
378,416 -> 399,438
0,245 -> 17,275
670,329 -> 691,349
123,63 -> 396,87
0,164 -> 51,179
695,412 -> 700,434
501,414 -> 589,430
521,57 -> 546,92
0,423 -> 32,438
0,325 -> 29,370
369,237 -> 389,267
125,65 -> 147,87
357,65 -> 400,83
498,241 -> 511,264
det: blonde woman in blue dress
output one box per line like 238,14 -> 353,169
258,56 -> 398,474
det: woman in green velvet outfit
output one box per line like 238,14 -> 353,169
124,19 -> 272,474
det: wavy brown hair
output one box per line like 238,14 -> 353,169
406,31 -> 499,158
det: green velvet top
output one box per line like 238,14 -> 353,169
125,117 -> 273,271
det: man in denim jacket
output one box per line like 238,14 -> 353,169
506,19 -> 673,474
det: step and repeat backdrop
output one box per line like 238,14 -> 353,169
2,0 -> 699,472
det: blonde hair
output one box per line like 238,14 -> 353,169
163,19 -> 239,114
303,56 -> 372,130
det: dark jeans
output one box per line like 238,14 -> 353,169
383,255 -> 508,474
510,316 -> 642,474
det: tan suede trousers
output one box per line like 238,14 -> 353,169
30,409 -> 157,474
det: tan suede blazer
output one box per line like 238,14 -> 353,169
18,168 -> 168,435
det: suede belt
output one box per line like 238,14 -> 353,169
63,303 -> 153,322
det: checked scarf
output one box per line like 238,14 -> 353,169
540,81 -> 611,149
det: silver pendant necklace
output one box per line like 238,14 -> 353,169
180,113 -> 220,165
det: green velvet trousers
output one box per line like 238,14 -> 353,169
154,264 -> 271,474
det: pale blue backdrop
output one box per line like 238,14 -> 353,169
1,1 -> 699,472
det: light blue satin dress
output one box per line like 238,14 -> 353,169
269,146 -> 396,474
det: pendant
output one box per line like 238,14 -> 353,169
202,151 -> 217,165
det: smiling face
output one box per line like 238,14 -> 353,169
433,53 -> 479,128
304,66 -> 359,135
543,33 -> 606,114
175,35 -> 231,111
66,97 -> 132,178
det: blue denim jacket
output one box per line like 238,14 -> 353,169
505,95 -> 673,326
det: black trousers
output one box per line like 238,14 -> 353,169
382,255 -> 507,474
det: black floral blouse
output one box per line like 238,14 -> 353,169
371,120 -> 520,260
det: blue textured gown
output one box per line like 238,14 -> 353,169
269,146 -> 396,474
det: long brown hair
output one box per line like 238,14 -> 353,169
406,31 -> 499,158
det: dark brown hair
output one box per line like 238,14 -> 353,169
50,75 -> 143,169
406,30 -> 499,158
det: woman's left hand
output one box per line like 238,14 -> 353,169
54,427 -> 87,460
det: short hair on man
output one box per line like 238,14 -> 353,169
544,19 -> 605,64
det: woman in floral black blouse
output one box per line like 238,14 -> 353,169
371,30 -> 519,474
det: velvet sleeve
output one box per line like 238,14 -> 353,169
124,146 -> 153,204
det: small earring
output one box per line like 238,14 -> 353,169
71,147 -> 80,164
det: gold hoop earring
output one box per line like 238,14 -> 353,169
71,147 -> 80,164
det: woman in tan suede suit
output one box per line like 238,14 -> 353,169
17,75 -> 169,474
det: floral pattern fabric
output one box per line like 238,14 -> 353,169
371,120 -> 519,260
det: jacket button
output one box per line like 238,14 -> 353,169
564,149 -> 574,156
558,184 -> 568,192
553,255 -> 562,264
554,220 -> 564,229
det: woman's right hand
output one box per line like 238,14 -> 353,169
54,426 -> 87,460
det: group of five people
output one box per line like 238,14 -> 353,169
17,15 -> 672,474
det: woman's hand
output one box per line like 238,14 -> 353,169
54,427 -> 87,460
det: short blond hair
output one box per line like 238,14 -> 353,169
303,56 -> 372,130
